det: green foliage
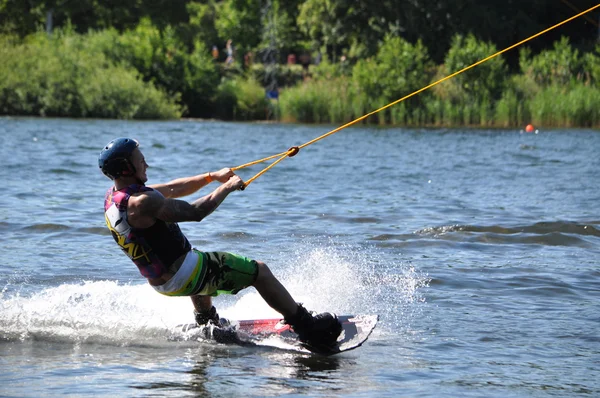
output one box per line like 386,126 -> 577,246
352,35 -> 433,103
213,77 -> 268,121
530,83 -> 600,127
492,74 -> 535,127
0,0 -> 44,36
308,57 -> 347,80
1,0 -> 596,74
185,1 -> 220,53
582,44 -> 600,85
494,91 -> 528,128
214,0 -> 262,54
348,35 -> 434,126
520,37 -> 585,87
0,11 -> 599,127
248,63 -> 305,88
258,0 -> 299,54
0,31 -> 181,119
420,97 -> 492,127
0,0 -> 191,37
297,0 -> 346,60
233,78 -> 269,120
440,34 -> 507,101
279,77 -> 354,124
212,78 -> 238,120
85,19 -> 220,118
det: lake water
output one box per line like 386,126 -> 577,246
0,117 -> 599,397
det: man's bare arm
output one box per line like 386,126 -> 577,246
150,173 -> 212,199
150,168 -> 237,199
135,176 -> 244,224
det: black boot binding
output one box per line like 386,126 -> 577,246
194,306 -> 231,328
194,306 -> 220,326
285,304 -> 342,349
194,306 -> 238,344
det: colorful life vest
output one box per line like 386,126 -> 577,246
104,184 -> 192,279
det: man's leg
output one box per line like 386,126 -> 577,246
252,261 -> 298,318
252,261 -> 342,347
191,295 -> 212,312
192,252 -> 340,346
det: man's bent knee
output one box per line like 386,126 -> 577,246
254,261 -> 274,284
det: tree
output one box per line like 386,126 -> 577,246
438,34 -> 508,102
352,35 -> 433,102
520,36 -> 587,86
0,0 -> 189,36
214,0 -> 262,55
297,0 -> 346,61
185,1 -> 220,52
0,0 -> 48,36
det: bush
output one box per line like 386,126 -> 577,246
213,77 -> 268,121
212,78 -> 238,120
248,63 -> 305,88
0,31 -> 181,119
438,34 -> 507,102
279,78 -> 349,123
308,58 -> 348,80
80,67 -> 182,119
233,78 -> 269,120
352,35 -> 434,103
86,19 -> 219,118
531,83 -> 600,127
493,75 -> 534,127
582,43 -> 600,85
520,37 -> 584,87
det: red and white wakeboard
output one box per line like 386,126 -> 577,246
177,314 -> 378,356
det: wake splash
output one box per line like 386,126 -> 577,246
0,281 -> 189,347
0,242 -> 428,347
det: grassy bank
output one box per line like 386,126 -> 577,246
277,36 -> 600,128
277,78 -> 600,128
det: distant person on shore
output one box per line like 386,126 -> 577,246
98,138 -> 342,348
299,52 -> 311,75
211,45 -> 219,61
244,51 -> 254,69
225,39 -> 234,66
266,87 -> 279,100
314,51 -> 322,66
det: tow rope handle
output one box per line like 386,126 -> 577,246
234,147 -> 300,190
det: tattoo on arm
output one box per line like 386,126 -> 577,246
147,183 -> 233,223
158,199 -> 195,222
157,198 -> 215,223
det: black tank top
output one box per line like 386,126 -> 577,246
104,184 -> 192,279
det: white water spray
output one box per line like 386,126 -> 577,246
1,241 -> 428,346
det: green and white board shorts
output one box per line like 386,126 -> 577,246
152,249 -> 258,297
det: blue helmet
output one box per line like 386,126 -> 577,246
98,138 -> 139,180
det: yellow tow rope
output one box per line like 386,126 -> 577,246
233,4 -> 600,189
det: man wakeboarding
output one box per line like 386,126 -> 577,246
98,138 -> 342,348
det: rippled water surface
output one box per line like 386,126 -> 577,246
1,117 -> 599,397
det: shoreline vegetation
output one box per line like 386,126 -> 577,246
1,25 -> 599,127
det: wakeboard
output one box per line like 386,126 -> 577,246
177,314 -> 378,356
